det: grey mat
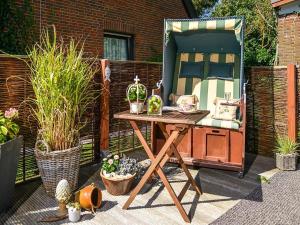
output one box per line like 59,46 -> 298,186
211,169 -> 300,225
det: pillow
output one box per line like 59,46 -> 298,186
179,61 -> 204,78
169,94 -> 199,106
213,98 -> 238,121
208,62 -> 234,79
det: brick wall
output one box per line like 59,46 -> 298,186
18,0 -> 188,61
277,13 -> 300,65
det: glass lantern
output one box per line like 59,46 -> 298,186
126,75 -> 147,114
147,90 -> 163,116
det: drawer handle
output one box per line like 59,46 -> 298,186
212,130 -> 220,133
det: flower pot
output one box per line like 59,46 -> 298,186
34,140 -> 81,197
75,183 -> 102,212
68,207 -> 81,222
130,102 -> 144,114
276,153 -> 298,171
100,170 -> 136,195
0,136 -> 23,212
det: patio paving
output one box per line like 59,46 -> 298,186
212,167 -> 300,225
1,153 -> 278,225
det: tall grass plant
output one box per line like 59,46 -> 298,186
275,135 -> 299,155
28,27 -> 97,151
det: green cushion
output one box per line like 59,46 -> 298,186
179,61 -> 204,78
208,62 -> 234,80
171,52 -> 241,112
197,116 -> 240,130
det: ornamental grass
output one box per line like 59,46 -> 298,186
28,27 -> 97,151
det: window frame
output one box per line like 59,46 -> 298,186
104,32 -> 134,61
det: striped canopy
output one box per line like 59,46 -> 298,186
164,17 -> 244,45
162,17 -> 245,121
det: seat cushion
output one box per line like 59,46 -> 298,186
172,52 -> 240,111
197,115 -> 240,130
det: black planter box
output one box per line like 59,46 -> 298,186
0,136 -> 23,212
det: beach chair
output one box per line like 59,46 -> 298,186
152,17 -> 246,177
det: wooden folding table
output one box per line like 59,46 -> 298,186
114,110 -> 209,223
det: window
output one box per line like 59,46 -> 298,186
104,32 -> 133,60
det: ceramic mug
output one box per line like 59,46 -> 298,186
68,207 -> 81,222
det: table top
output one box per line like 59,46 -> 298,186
114,110 -> 209,125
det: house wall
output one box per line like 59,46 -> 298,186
277,13 -> 300,65
17,0 -> 188,61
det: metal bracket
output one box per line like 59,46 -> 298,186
156,80 -> 163,89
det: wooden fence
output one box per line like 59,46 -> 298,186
0,55 -> 298,183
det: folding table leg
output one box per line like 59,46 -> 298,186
158,123 -> 203,195
125,121 -> 191,222
122,125 -> 179,210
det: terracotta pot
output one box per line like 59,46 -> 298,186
75,183 -> 102,212
100,170 -> 136,196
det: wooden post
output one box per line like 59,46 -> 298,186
287,64 -> 297,141
100,59 -> 110,151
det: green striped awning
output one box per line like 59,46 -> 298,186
165,17 -> 243,45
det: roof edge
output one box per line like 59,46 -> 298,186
181,0 -> 198,18
272,0 -> 296,8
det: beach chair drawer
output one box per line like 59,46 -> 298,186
193,127 -> 230,162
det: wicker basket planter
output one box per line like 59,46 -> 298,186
100,170 -> 136,195
34,140 -> 81,197
276,153 -> 298,171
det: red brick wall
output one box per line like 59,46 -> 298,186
19,0 -> 188,61
277,13 -> 300,65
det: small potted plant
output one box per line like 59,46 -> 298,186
67,202 -> 81,222
275,135 -> 299,171
126,76 -> 147,114
28,27 -> 97,196
0,108 -> 22,212
100,154 -> 140,195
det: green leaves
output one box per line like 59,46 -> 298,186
0,126 -> 8,135
275,135 -> 299,155
192,0 -> 218,16
0,0 -> 35,55
212,0 -> 277,66
128,84 -> 146,102
257,175 -> 270,184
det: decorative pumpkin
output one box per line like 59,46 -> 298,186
75,183 -> 102,213
55,179 -> 72,204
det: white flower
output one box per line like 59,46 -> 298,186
103,158 -> 107,162
114,155 -> 119,160
108,159 -> 113,165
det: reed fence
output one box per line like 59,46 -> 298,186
246,66 -> 289,156
0,55 -> 101,183
0,55 -> 298,183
